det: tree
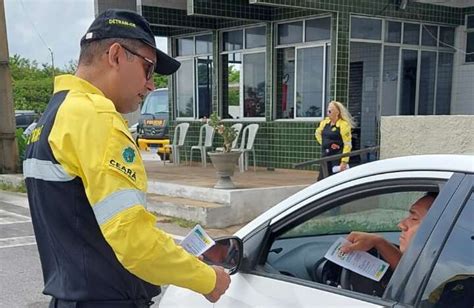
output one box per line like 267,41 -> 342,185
10,55 -> 55,113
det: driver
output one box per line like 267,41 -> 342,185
341,192 -> 437,270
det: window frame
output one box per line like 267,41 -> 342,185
220,24 -> 268,121
465,14 -> 474,64
174,33 -> 213,120
274,15 -> 332,121
350,16 -> 455,117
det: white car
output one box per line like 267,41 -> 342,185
159,155 -> 474,308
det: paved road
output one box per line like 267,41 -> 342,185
0,192 -> 50,307
0,192 -> 164,307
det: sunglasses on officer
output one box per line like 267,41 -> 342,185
120,44 -> 156,80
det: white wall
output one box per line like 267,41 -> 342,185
380,115 -> 474,159
451,25 -> 474,115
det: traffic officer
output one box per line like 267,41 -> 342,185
23,9 -> 230,307
315,100 -> 354,180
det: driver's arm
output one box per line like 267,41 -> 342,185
341,232 -> 402,270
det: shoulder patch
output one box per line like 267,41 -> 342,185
122,146 -> 136,163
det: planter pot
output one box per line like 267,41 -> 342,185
208,151 -> 241,189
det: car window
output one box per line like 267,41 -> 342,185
419,192 -> 474,308
282,191 -> 425,238
263,189 -> 435,302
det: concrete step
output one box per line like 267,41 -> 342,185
146,193 -> 231,228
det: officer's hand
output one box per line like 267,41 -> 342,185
330,143 -> 340,150
204,265 -> 231,303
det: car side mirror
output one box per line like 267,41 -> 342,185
201,236 -> 243,275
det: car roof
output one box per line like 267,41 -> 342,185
236,154 -> 473,238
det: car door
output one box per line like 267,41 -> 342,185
227,172 -> 452,307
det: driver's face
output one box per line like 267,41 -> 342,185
397,196 -> 433,253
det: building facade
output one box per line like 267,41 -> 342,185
98,0 -> 474,169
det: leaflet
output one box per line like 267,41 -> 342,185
180,224 -> 215,256
324,237 -> 389,282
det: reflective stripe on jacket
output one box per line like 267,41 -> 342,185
24,75 -> 215,301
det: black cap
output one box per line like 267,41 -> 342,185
81,9 -> 180,75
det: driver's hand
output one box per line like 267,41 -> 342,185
341,232 -> 382,253
203,265 -> 231,303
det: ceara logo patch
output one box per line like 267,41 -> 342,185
109,159 -> 136,182
122,147 -> 135,163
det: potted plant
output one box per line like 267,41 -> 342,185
206,112 -> 241,189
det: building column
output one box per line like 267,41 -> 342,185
332,11 -> 350,106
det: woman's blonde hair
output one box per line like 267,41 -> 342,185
329,100 -> 355,128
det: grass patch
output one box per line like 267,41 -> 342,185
0,181 -> 27,193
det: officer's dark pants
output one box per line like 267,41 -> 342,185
49,298 -> 154,308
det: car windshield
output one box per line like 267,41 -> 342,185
141,90 -> 168,114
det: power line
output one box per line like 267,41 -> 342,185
17,0 -> 55,76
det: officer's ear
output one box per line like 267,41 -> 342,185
106,43 -> 122,69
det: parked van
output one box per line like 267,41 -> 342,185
136,88 -> 170,156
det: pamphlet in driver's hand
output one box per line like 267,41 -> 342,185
324,237 -> 389,282
180,224 -> 215,256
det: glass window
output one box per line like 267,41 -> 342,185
435,53 -> 453,115
296,46 -> 324,118
385,21 -> 401,43
196,56 -> 212,119
176,59 -> 194,117
223,30 -> 243,51
245,26 -> 266,49
403,23 -> 420,45
278,21 -> 303,45
196,34 -> 212,54
243,53 -> 266,117
418,51 -> 437,115
305,17 -> 331,42
283,191 -> 423,238
467,32 -> 474,63
467,15 -> 474,29
439,27 -> 455,48
420,193 -> 473,307
422,25 -> 438,47
177,37 -> 194,56
381,46 -> 400,116
351,17 -> 382,40
222,53 -> 242,119
400,49 -> 418,115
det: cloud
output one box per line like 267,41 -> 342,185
5,0 -> 169,69
5,0 -> 94,69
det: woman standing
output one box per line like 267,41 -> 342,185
315,101 -> 354,180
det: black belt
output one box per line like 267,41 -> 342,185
49,298 -> 154,308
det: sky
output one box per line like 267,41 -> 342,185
4,0 -> 167,70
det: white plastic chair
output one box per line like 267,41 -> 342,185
215,123 -> 243,152
233,124 -> 259,172
164,123 -> 189,165
190,124 -> 215,167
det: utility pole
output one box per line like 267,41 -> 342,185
0,0 -> 19,173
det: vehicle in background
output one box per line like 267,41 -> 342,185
15,110 -> 38,130
136,88 -> 170,157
